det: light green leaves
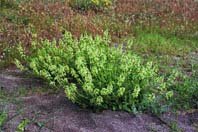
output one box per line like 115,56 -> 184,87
0,112 -> 7,128
69,0 -> 113,11
18,31 -> 173,113
17,119 -> 30,132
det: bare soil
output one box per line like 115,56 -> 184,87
0,69 -> 197,132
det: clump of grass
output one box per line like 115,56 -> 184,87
17,119 -> 30,132
0,112 -> 7,128
69,0 -> 113,11
125,29 -> 197,57
169,66 -> 198,110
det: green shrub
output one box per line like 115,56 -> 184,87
0,112 -> 7,128
17,119 -> 30,132
69,0 -> 113,11
168,71 -> 198,110
17,31 -> 173,113
0,0 -> 18,8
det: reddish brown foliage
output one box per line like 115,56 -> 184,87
114,0 -> 198,35
115,0 -> 198,21
1,0 -> 198,49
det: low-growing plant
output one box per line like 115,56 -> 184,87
125,28 -> 198,56
17,119 -> 30,132
0,112 -> 7,128
69,0 -> 113,11
0,0 -> 18,9
17,31 -> 174,113
169,71 -> 198,110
